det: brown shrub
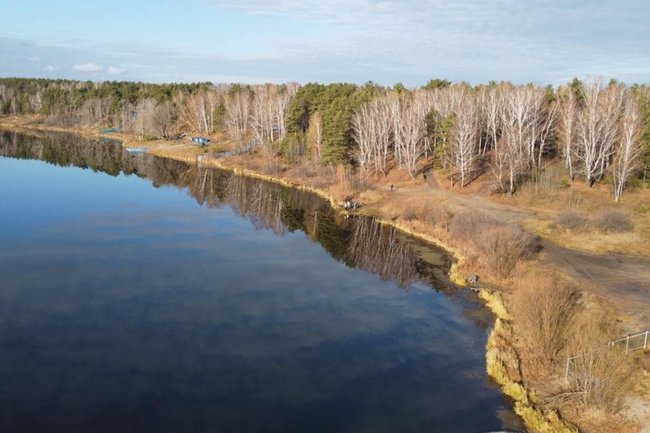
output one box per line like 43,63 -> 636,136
450,211 -> 538,278
512,274 -> 638,417
594,209 -> 634,233
401,204 -> 418,221
512,272 -> 580,375
567,315 -> 638,414
478,225 -> 538,278
555,210 -> 589,231
430,207 -> 454,231
449,210 -> 495,239
401,202 -> 451,227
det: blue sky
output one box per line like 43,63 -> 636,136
1,0 -> 648,86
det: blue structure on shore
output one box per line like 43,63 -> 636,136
192,137 -> 210,146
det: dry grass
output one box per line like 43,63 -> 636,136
479,289 -> 513,321
507,163 -> 650,256
635,367 -> 650,398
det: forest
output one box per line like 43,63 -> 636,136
1,77 -> 649,201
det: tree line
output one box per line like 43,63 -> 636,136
1,77 -> 649,200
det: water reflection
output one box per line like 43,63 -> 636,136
348,217 -> 416,287
0,129 -> 449,290
0,129 -> 521,433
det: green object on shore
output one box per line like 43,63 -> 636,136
100,127 -> 119,134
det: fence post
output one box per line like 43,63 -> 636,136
625,335 -> 630,353
645,330 -> 648,350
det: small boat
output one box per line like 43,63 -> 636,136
125,147 -> 146,154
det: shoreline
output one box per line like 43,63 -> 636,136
0,118 -> 471,283
0,120 -> 469,288
0,118 -> 628,433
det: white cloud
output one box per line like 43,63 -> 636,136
213,0 -> 650,85
72,63 -> 103,72
28,56 -> 40,62
107,66 -> 126,75
2,0 -> 649,85
43,65 -> 58,71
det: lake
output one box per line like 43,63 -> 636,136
0,130 -> 520,433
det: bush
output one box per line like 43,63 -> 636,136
512,272 -> 580,374
423,205 -> 453,229
449,210 -> 495,239
400,202 -> 451,227
450,211 -> 538,278
555,210 -> 588,231
594,209 -> 633,233
568,315 -> 638,414
478,225 -> 538,278
401,205 -> 418,221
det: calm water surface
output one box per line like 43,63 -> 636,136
0,131 -> 520,433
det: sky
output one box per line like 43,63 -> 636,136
0,0 -> 649,86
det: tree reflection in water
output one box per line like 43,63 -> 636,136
0,129 -> 451,290
347,217 -> 417,287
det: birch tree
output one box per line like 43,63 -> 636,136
612,95 -> 644,201
494,86 -> 531,194
250,85 -> 274,145
557,87 -> 578,178
481,85 -> 503,156
180,92 -> 213,134
352,101 -> 375,172
575,80 -> 623,186
393,90 -> 430,177
272,84 -> 297,141
352,93 -> 394,175
491,85 -> 555,193
448,89 -> 480,187
131,98 -> 157,137
250,84 -> 296,150
224,88 -> 251,141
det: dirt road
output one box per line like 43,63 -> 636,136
386,171 -> 650,329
